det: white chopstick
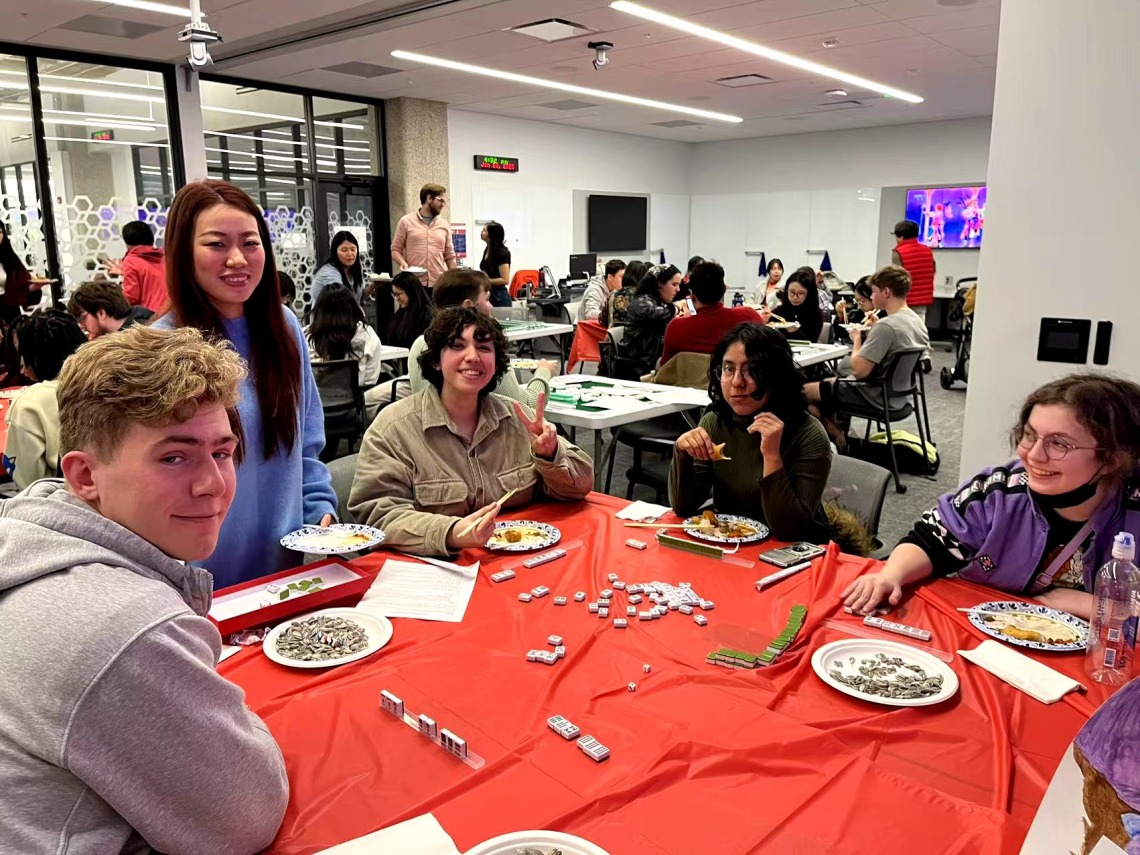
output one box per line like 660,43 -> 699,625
456,487 -> 521,538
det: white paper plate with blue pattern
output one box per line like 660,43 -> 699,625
279,523 -> 386,554
684,513 -> 770,544
485,520 -> 561,552
965,601 -> 1088,652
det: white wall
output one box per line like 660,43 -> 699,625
688,118 -> 991,289
447,110 -> 691,277
960,0 -> 1140,477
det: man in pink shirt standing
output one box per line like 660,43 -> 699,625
391,183 -> 457,288
109,221 -> 167,314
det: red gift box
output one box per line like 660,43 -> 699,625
208,557 -> 375,637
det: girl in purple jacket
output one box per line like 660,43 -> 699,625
844,373 -> 1140,619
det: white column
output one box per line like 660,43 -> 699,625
960,0 -> 1140,477
173,66 -> 208,183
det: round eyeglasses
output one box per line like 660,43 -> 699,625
1017,426 -> 1102,461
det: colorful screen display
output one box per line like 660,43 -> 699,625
904,186 -> 986,249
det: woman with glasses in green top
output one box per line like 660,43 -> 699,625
669,322 -> 832,542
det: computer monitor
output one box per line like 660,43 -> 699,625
568,253 -> 597,280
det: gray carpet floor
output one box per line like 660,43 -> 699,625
595,346 -> 968,551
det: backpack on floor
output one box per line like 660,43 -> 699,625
848,430 -> 940,475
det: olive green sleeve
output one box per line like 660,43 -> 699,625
758,417 -> 832,540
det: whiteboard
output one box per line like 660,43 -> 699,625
472,178 -> 572,272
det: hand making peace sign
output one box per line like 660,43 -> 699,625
514,392 -> 559,461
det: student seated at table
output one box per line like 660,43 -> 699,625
773,266 -> 825,343
406,268 -> 555,409
386,270 -> 435,349
349,307 -> 593,555
804,264 -> 930,447
3,309 -> 85,488
609,259 -> 647,327
581,258 -> 625,325
669,322 -> 831,543
67,279 -> 154,339
842,373 -> 1140,620
660,261 -> 764,364
305,285 -> 383,388
0,325 -> 288,854
621,263 -> 682,376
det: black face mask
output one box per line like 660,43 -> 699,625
1029,467 -> 1103,510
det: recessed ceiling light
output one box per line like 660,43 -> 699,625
390,50 -> 743,123
81,0 -> 190,16
610,1 -> 924,104
825,88 -> 848,97
821,37 -> 840,49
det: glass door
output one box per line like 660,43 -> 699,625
315,177 -> 387,327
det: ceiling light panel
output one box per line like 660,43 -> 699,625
81,0 -> 189,15
390,50 -> 743,123
610,1 -> 925,104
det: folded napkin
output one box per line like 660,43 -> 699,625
616,500 -> 672,522
316,813 -> 459,854
958,640 -> 1083,704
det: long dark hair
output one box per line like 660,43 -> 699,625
708,323 -> 807,425
325,231 -> 363,290
634,264 -> 680,298
484,221 -> 505,251
387,271 -> 434,348
777,266 -> 822,317
164,179 -> 301,459
622,260 -> 648,291
308,286 -> 366,361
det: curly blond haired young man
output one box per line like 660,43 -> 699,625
0,326 -> 288,854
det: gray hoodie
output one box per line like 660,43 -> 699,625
0,480 -> 289,854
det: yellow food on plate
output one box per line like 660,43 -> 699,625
294,530 -> 373,549
982,612 -> 1080,645
490,526 -> 547,546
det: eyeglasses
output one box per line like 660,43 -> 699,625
715,364 -> 754,383
1018,426 -> 1103,461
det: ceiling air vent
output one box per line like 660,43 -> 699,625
651,120 -> 702,128
59,15 -> 169,38
714,74 -> 773,88
322,62 -> 402,78
538,99 -> 599,111
510,19 -> 594,43
815,99 -> 867,109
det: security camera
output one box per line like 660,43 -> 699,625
179,0 -> 222,69
589,41 -> 613,71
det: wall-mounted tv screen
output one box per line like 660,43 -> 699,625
588,194 -> 648,253
904,186 -> 986,249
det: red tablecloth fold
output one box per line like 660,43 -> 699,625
221,493 -> 1116,854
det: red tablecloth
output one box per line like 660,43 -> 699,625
222,493 -> 1116,854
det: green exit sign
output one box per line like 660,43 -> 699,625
473,155 -> 519,173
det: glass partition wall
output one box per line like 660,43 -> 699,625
200,81 -> 385,316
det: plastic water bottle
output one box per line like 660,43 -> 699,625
1085,531 -> 1140,685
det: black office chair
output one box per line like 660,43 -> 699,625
312,359 -> 366,462
831,345 -> 933,494
824,454 -> 892,553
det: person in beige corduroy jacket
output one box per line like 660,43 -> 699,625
349,307 -> 593,556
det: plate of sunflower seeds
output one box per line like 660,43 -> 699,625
812,638 -> 959,707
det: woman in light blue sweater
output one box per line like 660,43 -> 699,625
155,180 -> 337,587
310,230 -> 364,308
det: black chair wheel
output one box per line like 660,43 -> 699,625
895,483 -> 908,494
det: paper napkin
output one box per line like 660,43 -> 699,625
958,640 -> 1083,704
616,500 -> 672,522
